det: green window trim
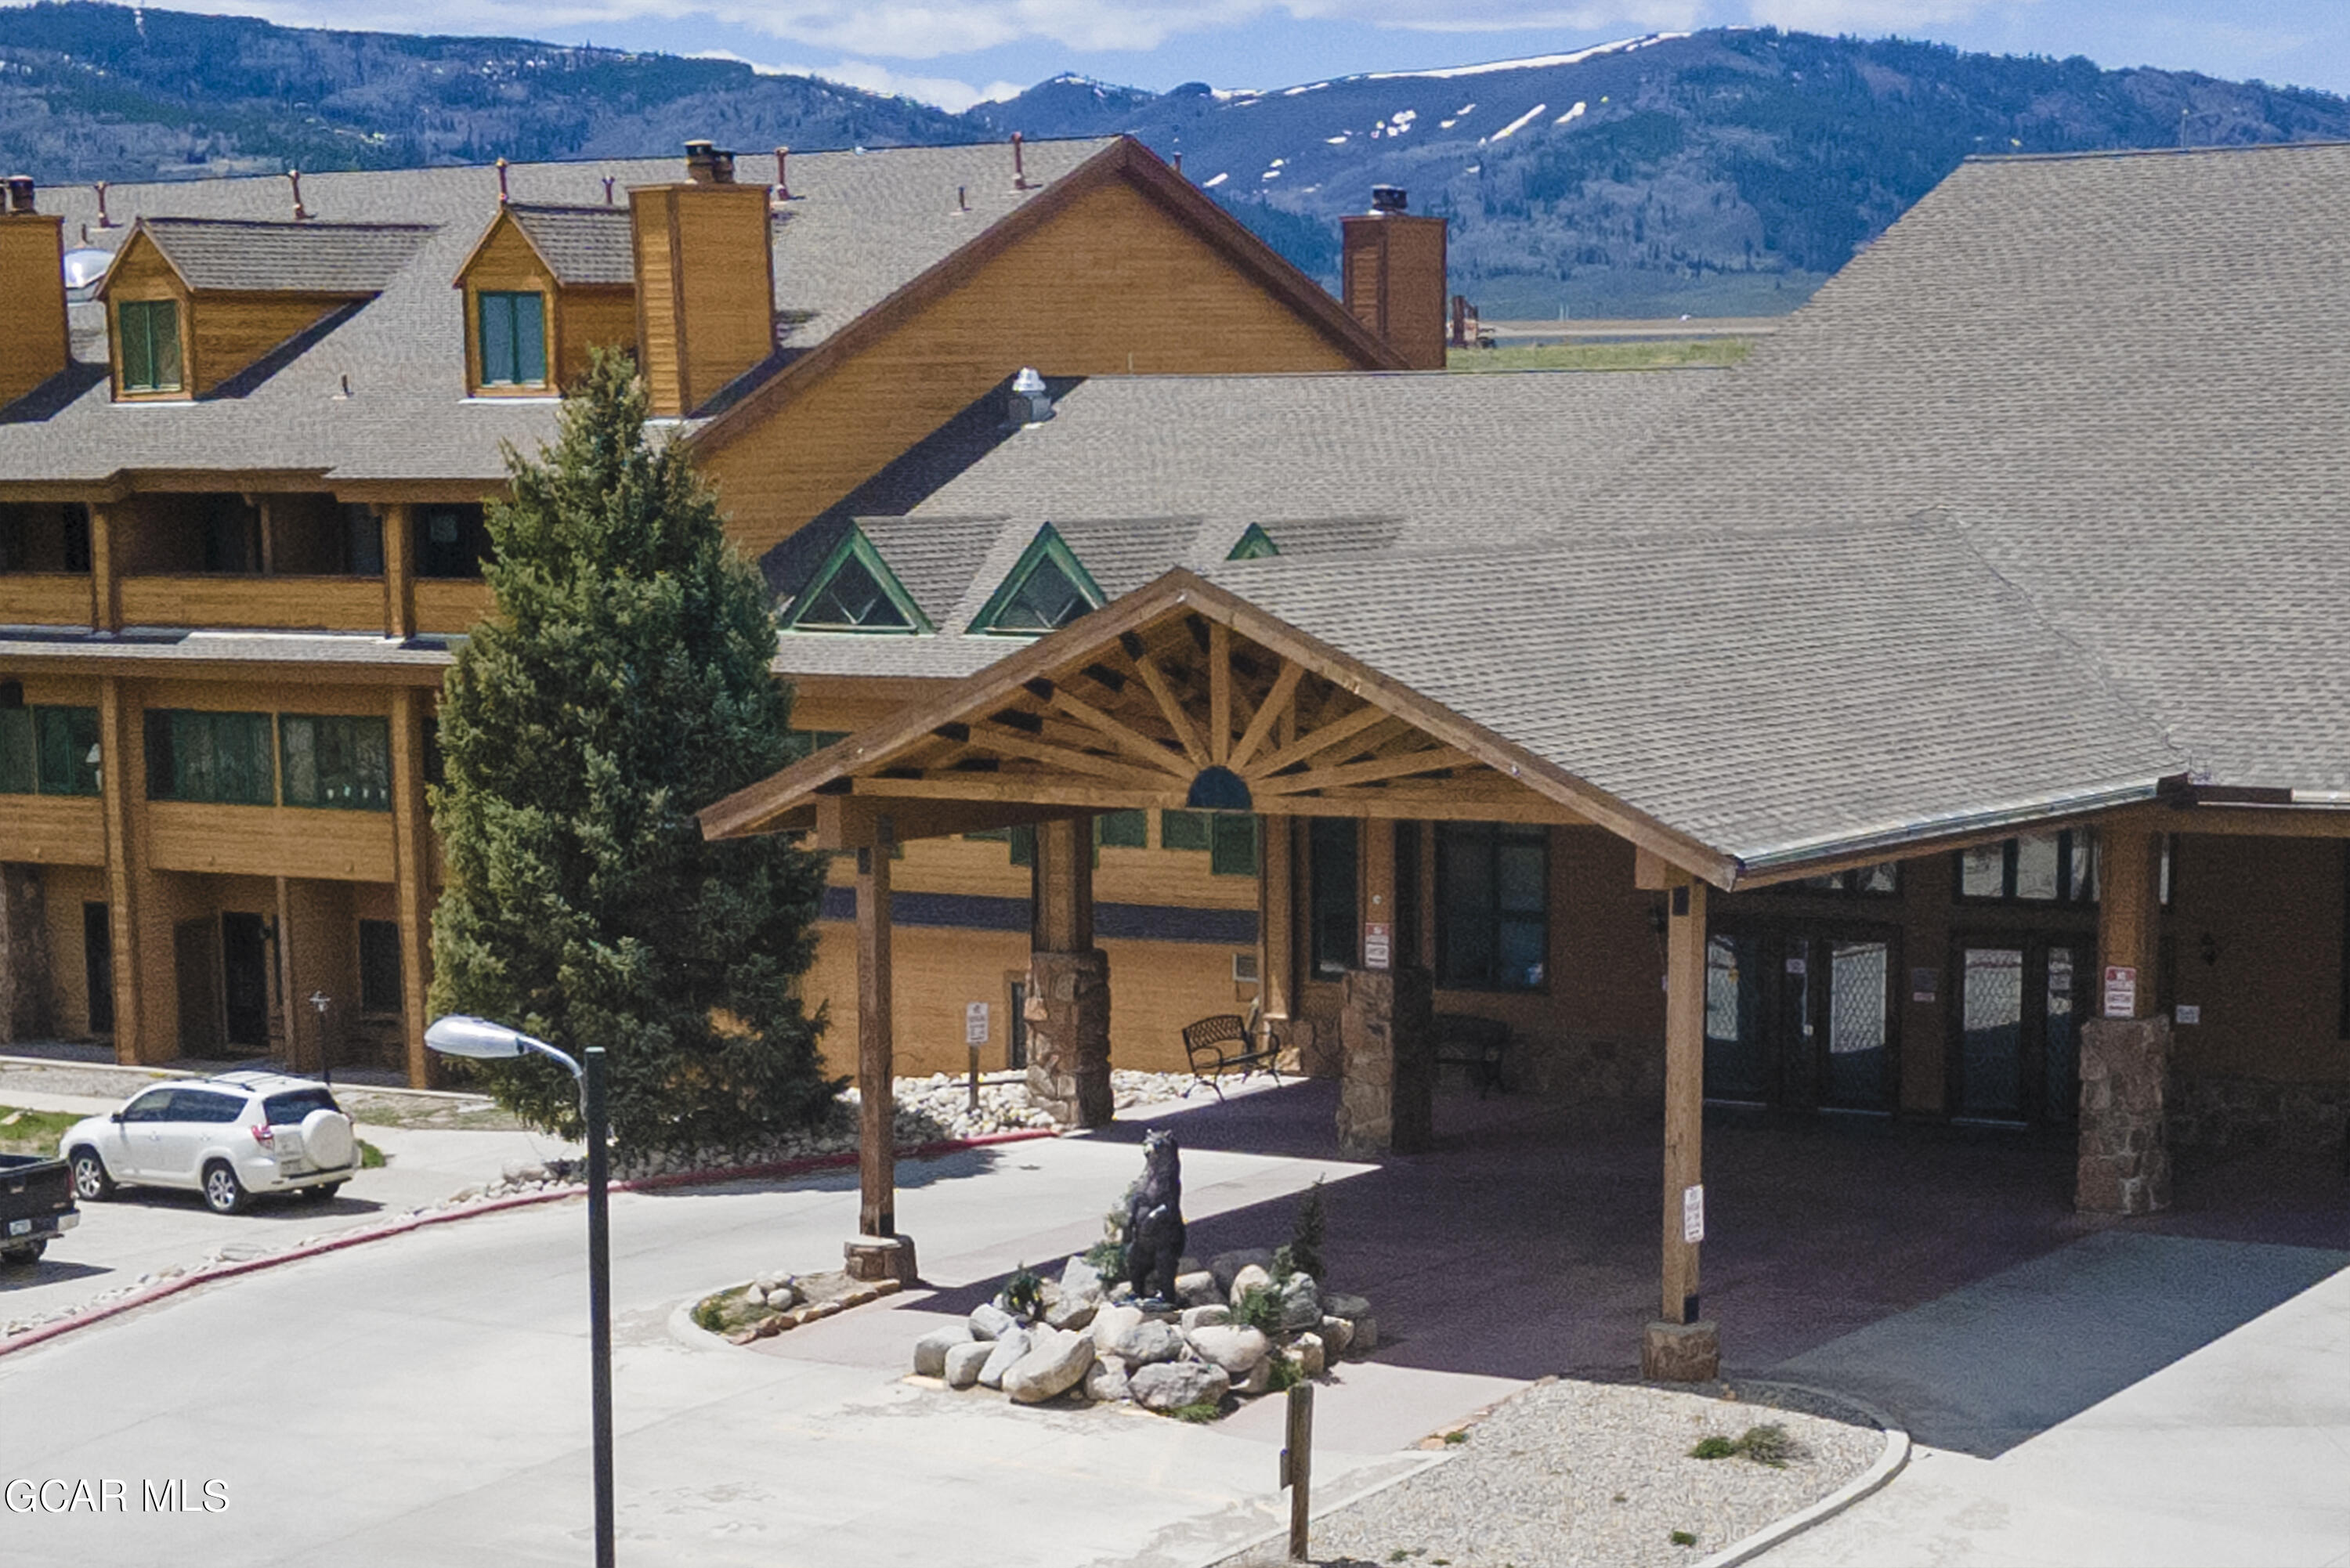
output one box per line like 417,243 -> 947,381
969,523 -> 1104,636
1160,809 -> 1210,852
0,706 -> 101,797
144,709 -> 276,807
1095,809 -> 1148,849
1227,523 -> 1281,561
476,290 -> 549,388
118,298 -> 183,393
783,529 -> 932,634
280,714 -> 392,812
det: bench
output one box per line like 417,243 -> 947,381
1182,1012 -> 1284,1100
1434,1013 -> 1512,1097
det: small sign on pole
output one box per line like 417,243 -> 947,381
2102,965 -> 2138,1018
1682,1183 -> 1705,1245
965,1002 -> 990,1045
1363,922 -> 1391,970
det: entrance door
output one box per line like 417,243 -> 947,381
82,902 -> 113,1035
219,912 -> 272,1049
1705,933 -> 1772,1103
174,919 -> 222,1054
1705,925 -> 1897,1113
1952,936 -> 2087,1123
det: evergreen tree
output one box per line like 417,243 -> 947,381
428,351 -> 837,1154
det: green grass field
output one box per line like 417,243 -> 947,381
0,1106 -> 81,1157
1447,339 -> 1754,373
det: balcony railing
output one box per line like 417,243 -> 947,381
118,574 -> 390,633
0,573 -> 96,628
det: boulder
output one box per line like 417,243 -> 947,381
913,1323 -> 974,1378
1085,1356 -> 1132,1404
1004,1328 -> 1096,1404
1090,1303 -> 1144,1354
1173,1270 -> 1221,1307
1059,1255 -> 1106,1303
1351,1313 -> 1379,1353
1235,1359 -> 1274,1396
943,1340 -> 992,1389
1325,1292 -> 1371,1321
977,1327 -> 1032,1389
1209,1249 -> 1275,1293
1319,1315 -> 1355,1357
1228,1263 -> 1274,1306
1278,1274 -> 1321,1331
1130,1360 -> 1230,1414
1286,1331 -> 1326,1377
970,1302 -> 1018,1342
1111,1319 -> 1186,1366
1184,1324 -> 1271,1376
1180,1304 -> 1232,1333
1044,1295 -> 1099,1332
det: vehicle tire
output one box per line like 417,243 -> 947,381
1,1240 -> 45,1266
201,1161 -> 250,1216
299,1182 -> 345,1204
69,1147 -> 116,1201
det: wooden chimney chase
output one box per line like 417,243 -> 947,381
630,141 -> 777,417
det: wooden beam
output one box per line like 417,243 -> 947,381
1259,814 -> 1293,1030
814,794 -> 1090,848
1253,746 -> 1471,797
1361,818 -> 1396,970
96,676 -> 144,1062
1032,816 -> 1094,955
389,687 -> 436,1087
1229,659 -> 1303,774
1209,621 -> 1233,767
1130,652 -> 1208,768
1247,703 -> 1395,779
1660,874 -> 1706,1325
967,726 -> 1179,790
89,503 -> 121,634
381,502 -> 415,640
2099,823 -> 2161,1021
1045,688 -> 1194,778
856,816 -> 895,1238
2108,804 -> 2350,840
848,775 -> 1190,810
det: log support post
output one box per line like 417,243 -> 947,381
847,814 -> 917,1284
389,687 -> 435,1088
1257,814 -> 1293,1054
2078,824 -> 2171,1215
1336,820 -> 1433,1155
1025,815 -> 1112,1128
1643,873 -> 1719,1382
96,676 -> 148,1064
382,502 -> 415,640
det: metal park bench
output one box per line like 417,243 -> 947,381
1434,1012 -> 1512,1097
1182,1010 -> 1284,1100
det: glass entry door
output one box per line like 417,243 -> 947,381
1952,936 -> 2087,1124
1705,925 -> 1898,1113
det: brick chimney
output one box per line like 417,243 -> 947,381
0,176 -> 69,410
631,143 -> 776,415
1342,186 -> 1448,370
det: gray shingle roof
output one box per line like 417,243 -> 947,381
0,137 -> 1119,486
133,217 -> 436,294
503,204 -> 634,286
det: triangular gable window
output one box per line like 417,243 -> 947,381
1227,524 -> 1280,561
784,529 -> 931,634
971,524 -> 1105,636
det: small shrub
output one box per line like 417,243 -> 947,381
692,1295 -> 727,1334
358,1140 -> 387,1169
1441,1429 -> 1469,1445
1232,1283 -> 1282,1334
1737,1422 -> 1800,1468
1170,1400 -> 1224,1423
1083,1237 -> 1127,1282
1265,1353 -> 1306,1393
1003,1264 -> 1045,1322
1670,1529 -> 1698,1548
1289,1177 -> 1328,1282
1270,1243 -> 1298,1284
1689,1435 -> 1737,1461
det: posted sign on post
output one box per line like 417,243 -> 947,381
2102,965 -> 2138,1019
1682,1184 -> 1705,1245
1363,922 -> 1392,970
965,1002 -> 990,1045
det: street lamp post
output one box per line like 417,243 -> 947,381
426,1015 -> 614,1568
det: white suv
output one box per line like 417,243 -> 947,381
63,1072 -> 360,1215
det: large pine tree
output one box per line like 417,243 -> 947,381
429,351 -> 837,1154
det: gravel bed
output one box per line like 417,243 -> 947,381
1223,1377 -> 1882,1568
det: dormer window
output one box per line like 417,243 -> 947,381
118,298 -> 183,392
783,527 -> 931,634
477,291 -> 548,388
970,523 -> 1103,636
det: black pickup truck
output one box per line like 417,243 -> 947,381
1,1151 -> 78,1266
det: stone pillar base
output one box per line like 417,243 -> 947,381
1025,948 -> 1112,1128
1642,1319 -> 1720,1382
1337,966 -> 1434,1155
2078,1016 -> 2171,1216
845,1234 -> 918,1284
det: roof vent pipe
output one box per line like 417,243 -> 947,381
94,181 -> 114,228
4,175 -> 32,214
684,139 -> 736,183
1008,366 -> 1054,426
495,157 -> 509,205
287,168 -> 309,221
772,146 -> 790,202
602,175 -> 615,206
1369,185 -> 1407,214
1011,132 -> 1029,191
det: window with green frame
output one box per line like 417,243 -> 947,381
0,706 -> 101,797
1095,810 -> 1147,848
118,299 -> 183,392
1308,818 -> 1358,977
785,531 -> 929,634
476,291 -> 548,387
1436,822 -> 1549,991
970,525 -> 1103,635
1159,810 -> 1258,875
144,710 -> 276,805
1160,809 -> 1210,851
280,714 -> 392,811
1227,524 -> 1280,561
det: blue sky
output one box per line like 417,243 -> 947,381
142,2 -> 2350,112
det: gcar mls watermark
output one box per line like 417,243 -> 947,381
5,1479 -> 228,1513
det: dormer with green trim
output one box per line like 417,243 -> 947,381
1227,523 -> 1280,561
782,525 -> 932,633
969,523 -> 1104,636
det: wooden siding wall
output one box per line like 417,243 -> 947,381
414,578 -> 496,634
703,175 -> 1366,557
102,237 -> 193,402
630,184 -> 775,417
629,194 -> 685,415
189,294 -> 342,395
459,222 -> 558,397
33,863 -> 107,1039
559,287 -> 638,387
0,214 -> 68,409
0,575 -> 94,626
119,576 -> 389,631
2169,835 -> 2348,1085
1340,214 -> 1448,372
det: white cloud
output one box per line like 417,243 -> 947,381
1741,0 -> 2020,31
690,49 -> 1021,110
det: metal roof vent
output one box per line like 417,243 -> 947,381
61,247 -> 111,298
1369,185 -> 1408,214
1008,366 -> 1054,427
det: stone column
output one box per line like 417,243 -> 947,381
2077,1016 -> 2171,1215
1025,948 -> 1113,1126
1336,964 -> 1433,1154
0,864 -> 53,1043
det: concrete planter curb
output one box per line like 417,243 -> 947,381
1694,1383 -> 1911,1568
0,1125 -> 1059,1362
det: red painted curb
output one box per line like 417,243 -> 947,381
0,1125 -> 1061,1361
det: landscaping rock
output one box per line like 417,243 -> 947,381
913,1324 -> 973,1378
1287,1331 -> 1327,1377
1228,1263 -> 1274,1306
1111,1319 -> 1186,1366
1184,1324 -> 1271,1376
1325,1292 -> 1369,1320
943,1340 -> 992,1389
1209,1249 -> 1275,1292
978,1328 -> 1032,1389
1278,1273 -> 1322,1331
1351,1313 -> 1379,1353
1059,1255 -> 1105,1303
1044,1295 -> 1099,1332
1086,1356 -> 1131,1403
970,1302 -> 1018,1342
1130,1359 -> 1230,1413
1320,1315 -> 1356,1357
1090,1303 -> 1144,1353
1173,1270 -> 1220,1307
1004,1328 -> 1096,1404
1180,1304 -> 1232,1332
